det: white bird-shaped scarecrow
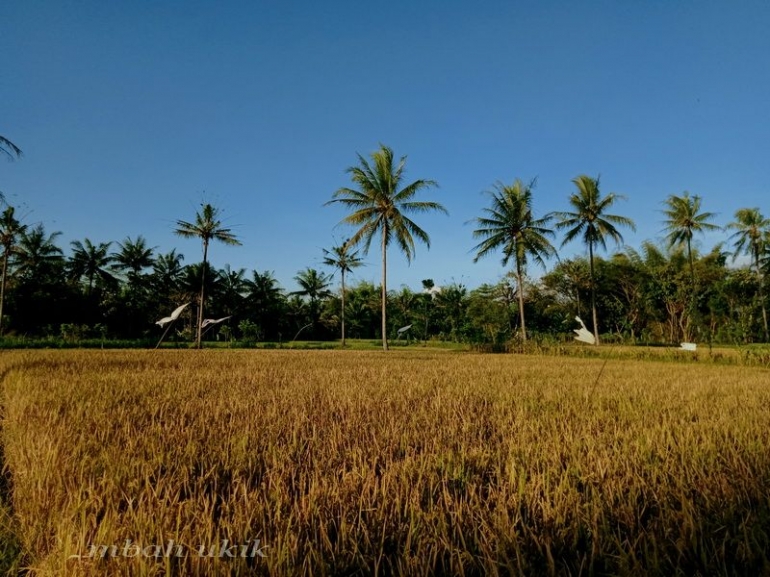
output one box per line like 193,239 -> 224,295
200,316 -> 232,339
154,303 -> 190,349
573,316 -> 596,345
156,303 -> 190,327
201,316 -> 231,329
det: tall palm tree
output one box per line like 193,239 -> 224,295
69,239 -> 115,295
0,136 -> 22,161
245,270 -> 283,309
152,249 -> 185,306
762,232 -> 770,275
0,206 -> 27,334
218,264 -> 247,319
174,203 -> 241,348
245,270 -> 285,341
14,224 -> 63,280
326,144 -> 447,350
322,239 -> 364,346
178,262 -> 222,338
728,208 -> 770,341
291,268 -> 333,337
113,236 -> 155,292
111,236 -> 155,336
662,191 -> 720,287
552,175 -> 635,344
470,178 -> 557,341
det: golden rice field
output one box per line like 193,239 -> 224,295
1,349 -> 769,576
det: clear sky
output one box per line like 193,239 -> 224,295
2,0 -> 769,292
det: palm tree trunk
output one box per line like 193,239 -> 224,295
755,250 -> 769,342
381,230 -> 388,351
687,237 -> 696,342
341,269 -> 346,347
197,241 -> 208,349
0,251 -> 8,335
589,242 -> 599,345
573,275 -> 581,318
515,257 -> 526,342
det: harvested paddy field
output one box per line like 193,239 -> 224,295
1,350 -> 769,576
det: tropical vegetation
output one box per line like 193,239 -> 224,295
0,141 -> 768,347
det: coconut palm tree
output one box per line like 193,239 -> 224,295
245,270 -> 285,341
218,264 -> 247,320
152,249 -> 185,289
0,136 -> 22,161
245,270 -> 283,310
470,178 -> 557,341
14,224 -> 63,280
151,249 -> 185,312
174,203 -> 241,348
322,239 -> 364,346
113,236 -> 155,292
12,225 -> 66,335
728,208 -> 770,341
292,268 -> 333,338
662,191 -> 720,287
178,262 -> 222,339
111,236 -> 156,335
0,206 -> 27,334
69,239 -> 116,295
326,144 -> 447,350
762,232 -> 770,273
552,175 -> 635,345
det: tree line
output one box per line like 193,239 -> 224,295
1,138 -> 768,347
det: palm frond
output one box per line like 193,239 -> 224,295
0,136 -> 22,160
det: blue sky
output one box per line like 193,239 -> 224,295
2,0 -> 768,292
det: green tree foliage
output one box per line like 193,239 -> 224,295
432,283 -> 468,341
69,239 -> 116,296
151,250 -> 185,305
244,270 -> 286,342
0,206 -> 27,334
728,208 -> 770,341
111,236 -> 156,336
291,268 -> 333,339
218,265 -> 248,321
465,283 -> 514,343
113,236 -> 155,290
342,281 -> 381,340
14,224 -> 63,281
